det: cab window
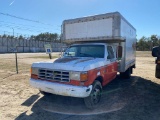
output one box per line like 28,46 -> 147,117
107,46 -> 115,59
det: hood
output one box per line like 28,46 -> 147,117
32,57 -> 106,71
54,57 -> 95,64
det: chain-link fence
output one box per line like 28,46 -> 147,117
0,36 -> 65,53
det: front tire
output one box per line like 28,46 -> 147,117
84,80 -> 102,109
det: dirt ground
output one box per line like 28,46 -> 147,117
0,51 -> 160,120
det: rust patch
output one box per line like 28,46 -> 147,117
54,57 -> 79,63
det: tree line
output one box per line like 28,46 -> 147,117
0,32 -> 160,51
0,32 -> 61,42
137,35 -> 160,51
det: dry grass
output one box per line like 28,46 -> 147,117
28,55 -> 58,59
136,51 -> 152,57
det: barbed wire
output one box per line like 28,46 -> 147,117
0,12 -> 54,26
0,12 -> 61,37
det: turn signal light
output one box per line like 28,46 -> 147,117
30,68 -> 32,74
80,73 -> 88,81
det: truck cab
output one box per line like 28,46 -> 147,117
61,43 -> 118,85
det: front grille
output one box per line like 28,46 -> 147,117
38,69 -> 70,82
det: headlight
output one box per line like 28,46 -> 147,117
70,71 -> 88,81
70,72 -> 80,81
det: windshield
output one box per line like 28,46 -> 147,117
63,45 -> 104,58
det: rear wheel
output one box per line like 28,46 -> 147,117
156,64 -> 160,79
120,67 -> 131,79
84,80 -> 102,109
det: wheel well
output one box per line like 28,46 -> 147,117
95,76 -> 103,84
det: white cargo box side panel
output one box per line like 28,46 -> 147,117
120,18 -> 136,71
65,18 -> 113,40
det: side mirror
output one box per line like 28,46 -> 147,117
117,46 -> 123,59
152,46 -> 160,57
60,48 -> 67,58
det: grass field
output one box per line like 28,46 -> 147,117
0,51 -> 160,120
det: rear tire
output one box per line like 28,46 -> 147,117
156,64 -> 160,79
120,67 -> 131,79
84,80 -> 102,109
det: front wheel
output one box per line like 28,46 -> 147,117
84,80 -> 102,109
